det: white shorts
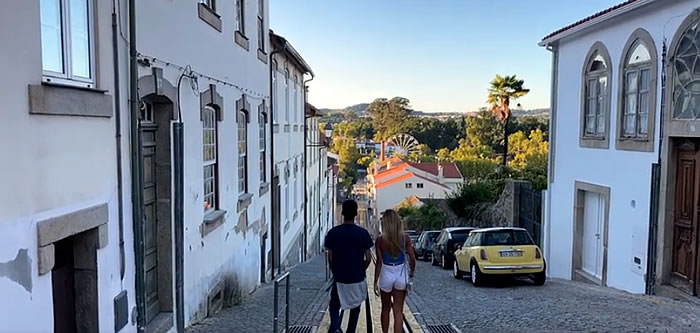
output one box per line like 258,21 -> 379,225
378,263 -> 408,293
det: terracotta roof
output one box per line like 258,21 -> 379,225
407,162 -> 462,179
375,172 -> 450,190
541,0 -> 639,42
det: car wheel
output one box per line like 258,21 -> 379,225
453,261 -> 463,279
441,255 -> 449,270
533,270 -> 546,286
471,262 -> 484,287
431,253 -> 439,266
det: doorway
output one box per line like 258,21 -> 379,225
572,181 -> 610,286
140,100 -> 174,329
670,140 -> 700,294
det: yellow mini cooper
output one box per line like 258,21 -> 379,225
452,227 -> 546,286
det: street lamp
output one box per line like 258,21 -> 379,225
324,122 -> 333,139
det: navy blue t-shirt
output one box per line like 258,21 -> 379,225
324,223 -> 374,284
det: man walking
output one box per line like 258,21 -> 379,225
324,199 -> 373,333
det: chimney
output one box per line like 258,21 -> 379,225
438,163 -> 444,182
387,160 -> 392,170
380,141 -> 386,161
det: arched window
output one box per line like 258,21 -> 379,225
673,21 -> 700,120
580,42 -> 612,149
617,29 -> 657,151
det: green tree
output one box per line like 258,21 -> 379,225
437,148 -> 452,162
508,129 -> 549,190
447,182 -> 497,220
356,155 -> 374,169
368,97 -> 413,141
487,75 -> 530,166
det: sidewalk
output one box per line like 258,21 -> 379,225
316,262 -> 423,333
187,255 -> 330,333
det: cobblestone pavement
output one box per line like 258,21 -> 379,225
407,261 -> 700,333
187,255 -> 330,333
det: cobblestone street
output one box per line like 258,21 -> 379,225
186,255 -> 330,333
407,262 -> 700,333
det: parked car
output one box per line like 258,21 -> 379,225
432,227 -> 475,269
415,230 -> 440,261
405,230 -> 419,246
453,227 -> 545,286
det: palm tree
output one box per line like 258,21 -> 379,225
487,75 -> 530,166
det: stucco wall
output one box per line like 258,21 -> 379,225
376,177 -> 451,214
548,1 -> 695,294
0,0 -> 136,331
137,0 -> 272,326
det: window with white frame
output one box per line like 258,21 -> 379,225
581,43 -> 612,143
293,160 -> 298,210
236,0 -> 245,34
238,110 -> 248,194
284,165 -> 290,220
272,64 -> 278,123
293,75 -> 299,124
259,102 -> 267,183
40,0 -> 94,86
417,183 -> 424,189
405,183 -> 412,189
621,41 -> 652,138
285,69 -> 290,123
257,0 -> 264,51
203,106 -> 218,213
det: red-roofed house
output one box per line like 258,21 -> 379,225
367,159 -> 463,223
539,0 -> 700,297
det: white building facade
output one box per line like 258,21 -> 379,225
133,0 -> 272,329
367,158 -> 463,222
305,105 -> 334,258
541,0 -> 700,297
0,0 -> 135,332
270,33 -> 313,272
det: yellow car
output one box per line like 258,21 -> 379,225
452,227 -> 546,286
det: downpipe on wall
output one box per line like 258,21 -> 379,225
173,121 -> 185,331
303,74 -> 315,260
128,0 -> 146,331
112,0 -> 125,285
269,46 -> 285,278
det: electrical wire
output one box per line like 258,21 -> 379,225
139,53 -> 270,100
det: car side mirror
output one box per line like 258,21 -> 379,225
454,244 -> 462,250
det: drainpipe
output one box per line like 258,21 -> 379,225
173,121 -> 184,331
128,0 -> 146,331
269,46 -> 285,278
544,43 -> 559,271
111,0 -> 125,283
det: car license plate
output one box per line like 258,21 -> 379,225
500,251 -> 522,257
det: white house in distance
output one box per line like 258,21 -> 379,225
0,0 -> 132,332
540,0 -> 700,298
367,157 -> 463,224
270,32 -> 313,273
305,104 -> 334,258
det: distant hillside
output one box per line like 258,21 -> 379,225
320,102 -> 549,121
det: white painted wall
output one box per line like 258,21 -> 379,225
272,53 -> 306,268
0,0 -> 136,331
375,177 -> 451,214
137,0 -> 271,325
547,1 -> 696,294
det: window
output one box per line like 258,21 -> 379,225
284,165 -> 290,220
405,183 -> 412,189
417,183 -> 424,189
202,0 -> 216,10
284,69 -> 290,123
481,230 -> 534,246
40,0 -> 94,86
673,21 -> 700,119
203,106 -> 218,213
293,75 -> 299,124
272,65 -> 278,123
293,160 -> 298,210
257,0 -> 264,51
238,110 -> 248,193
580,42 -> 612,149
235,0 -> 245,33
617,29 -> 657,152
259,102 -> 267,183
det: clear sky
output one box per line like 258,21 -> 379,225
270,0 -> 623,113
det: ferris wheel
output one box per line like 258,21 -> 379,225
387,134 -> 420,156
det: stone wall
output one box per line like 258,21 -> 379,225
467,180 -> 531,228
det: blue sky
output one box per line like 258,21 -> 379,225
270,0 -> 623,112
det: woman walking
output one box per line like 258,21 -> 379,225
373,210 -> 416,333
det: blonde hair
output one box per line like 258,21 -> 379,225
381,210 -> 404,258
